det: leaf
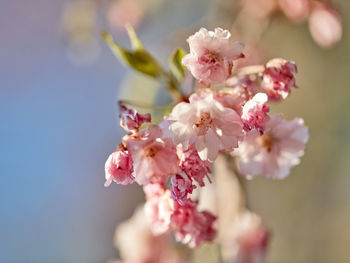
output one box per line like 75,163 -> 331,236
168,48 -> 187,82
125,24 -> 143,50
101,31 -> 162,78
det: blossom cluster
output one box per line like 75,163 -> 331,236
104,27 -> 309,256
242,0 -> 342,48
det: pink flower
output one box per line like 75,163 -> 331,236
308,3 -> 342,49
182,27 -> 244,84
168,92 -> 243,162
171,200 -> 216,248
235,114 -> 309,179
125,125 -> 179,185
227,211 -> 269,263
115,206 -> 185,263
170,175 -> 196,206
241,93 -> 270,135
262,58 -> 298,101
144,189 -> 175,235
143,183 -> 166,199
178,146 -> 211,187
119,105 -> 151,132
104,146 -> 134,187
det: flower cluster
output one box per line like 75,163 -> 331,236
242,0 -> 342,48
104,27 -> 309,253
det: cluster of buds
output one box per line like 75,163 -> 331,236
242,0 -> 342,49
104,27 -> 309,261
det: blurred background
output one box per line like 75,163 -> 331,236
0,0 -> 349,262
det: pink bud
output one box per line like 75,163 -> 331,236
262,58 -> 298,101
241,93 -> 270,134
170,175 -> 196,206
119,105 -> 151,132
178,146 -> 211,187
308,3 -> 342,49
104,147 -> 134,187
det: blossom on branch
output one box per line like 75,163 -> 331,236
104,146 -> 134,187
168,92 -> 243,162
182,27 -> 244,85
262,58 -> 298,101
235,114 -> 309,179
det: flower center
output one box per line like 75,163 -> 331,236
144,145 -> 158,157
201,51 -> 219,65
194,112 -> 213,136
257,133 -> 273,153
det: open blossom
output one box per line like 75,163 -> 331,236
144,189 -> 175,235
182,27 -> 244,84
227,211 -> 269,263
104,146 -> 134,187
262,58 -> 298,101
178,146 -> 211,186
115,206 -> 185,263
171,200 -> 217,248
241,93 -> 270,135
171,174 -> 196,206
168,92 -> 243,162
119,105 -> 151,132
125,125 -> 179,185
235,114 -> 309,179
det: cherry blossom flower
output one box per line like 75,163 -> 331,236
170,174 -> 196,206
235,114 -> 309,179
143,183 -> 166,199
178,146 -> 211,187
171,200 -> 217,248
262,58 -> 298,101
115,206 -> 186,263
182,27 -> 244,84
168,92 -> 243,162
144,189 -> 175,235
104,146 -> 134,187
241,93 -> 270,134
226,211 -> 269,263
119,105 -> 151,132
308,3 -> 342,49
125,125 -> 179,185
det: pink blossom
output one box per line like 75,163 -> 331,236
119,105 -> 151,132
308,3 -> 342,49
171,200 -> 217,248
115,206 -> 185,263
144,189 -> 175,235
178,146 -> 211,187
262,58 -> 298,101
104,146 -> 134,187
170,175 -> 196,206
125,125 -> 179,185
227,211 -> 269,263
182,27 -> 244,84
168,92 -> 243,162
143,183 -> 166,199
241,93 -> 270,135
235,114 -> 309,179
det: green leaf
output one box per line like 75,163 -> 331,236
125,24 -> 144,50
168,48 -> 187,82
101,31 -> 162,78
